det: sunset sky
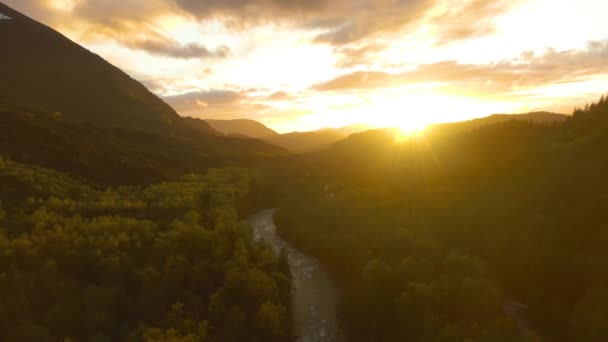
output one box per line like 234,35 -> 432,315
5,0 -> 608,132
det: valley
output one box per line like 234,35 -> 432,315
2,1 -> 608,341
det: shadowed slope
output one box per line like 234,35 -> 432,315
206,119 -> 279,138
0,2 -> 216,136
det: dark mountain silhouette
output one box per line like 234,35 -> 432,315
0,104 -> 286,185
204,118 -> 371,152
270,96 -> 608,342
206,119 -> 279,138
433,111 -> 567,132
264,128 -> 349,152
0,3 -> 286,185
0,2 -> 216,136
261,124 -> 371,153
336,123 -> 373,135
262,112 -> 565,153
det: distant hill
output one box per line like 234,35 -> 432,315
264,129 -> 347,153
205,118 -> 371,153
337,123 -> 373,135
433,112 -> 567,132
0,2 -> 216,137
270,97 -> 608,342
206,119 -> 279,138
265,124 -> 371,153
262,112 -> 566,153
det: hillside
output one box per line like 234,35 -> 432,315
0,4 -> 287,185
264,124 -> 371,153
0,2 -> 216,136
268,97 -> 608,342
206,119 -> 279,138
203,118 -> 370,153
0,104 -> 286,185
262,112 -> 566,153
264,129 -> 348,153
203,118 -> 366,152
433,111 -> 567,132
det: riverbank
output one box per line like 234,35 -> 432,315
248,209 -> 344,342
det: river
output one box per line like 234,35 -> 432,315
248,209 -> 345,342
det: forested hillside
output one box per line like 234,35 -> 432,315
0,104 -> 286,186
272,96 -> 608,342
4,1 -> 606,341
0,159 -> 292,341
432,112 -> 566,133
0,3 -> 287,187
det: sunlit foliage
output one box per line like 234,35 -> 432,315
0,163 -> 291,342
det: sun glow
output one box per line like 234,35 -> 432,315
394,116 -> 428,137
351,91 -> 528,133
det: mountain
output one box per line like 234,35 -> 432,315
204,118 -> 371,153
205,119 -> 279,138
264,129 -> 348,153
269,97 -> 608,342
0,2 -> 216,136
433,111 -> 567,132
337,123 -> 373,135
0,104 -> 285,185
264,124 -> 371,153
263,112 -> 565,153
0,3 -> 286,185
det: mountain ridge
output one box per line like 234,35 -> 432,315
0,2 -> 218,137
0,3 -> 287,185
205,118 -> 279,138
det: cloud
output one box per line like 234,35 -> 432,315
333,43 -> 388,68
125,39 -> 230,59
5,0 -> 524,52
164,89 -> 248,112
172,0 -> 328,20
312,0 -> 436,45
431,0 -> 526,45
3,0 -> 231,59
313,40 -> 608,94
267,91 -> 291,101
161,88 -> 306,124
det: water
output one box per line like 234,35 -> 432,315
248,209 -> 344,342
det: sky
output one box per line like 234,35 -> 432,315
4,0 -> 608,133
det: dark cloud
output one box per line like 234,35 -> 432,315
164,90 -> 282,119
154,0 -> 438,46
3,0 -> 230,59
162,88 -> 303,122
172,0 -> 328,19
432,0 -> 525,45
164,89 -> 247,112
312,0 -> 436,45
126,39 -> 230,59
313,40 -> 608,94
5,0 -> 523,50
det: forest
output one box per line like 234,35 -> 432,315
4,3 -> 607,340
0,160 -> 291,342
271,95 -> 608,342
3,95 -> 608,341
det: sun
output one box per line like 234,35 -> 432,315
398,120 -> 427,136
394,115 -> 428,138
